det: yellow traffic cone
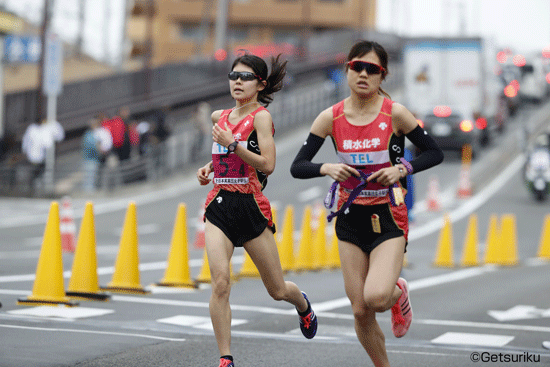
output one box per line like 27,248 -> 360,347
402,253 -> 410,269
483,214 -> 501,264
195,248 -> 211,283
433,214 -> 454,267
66,202 -> 110,301
18,202 -> 78,306
272,205 -> 279,244
500,214 -> 519,266
156,204 -> 197,288
195,248 -> 238,283
239,250 -> 260,278
460,214 -> 479,267
278,206 -> 295,273
294,206 -> 314,272
326,229 -> 341,269
537,214 -> 550,259
101,202 -> 149,294
311,210 -> 327,270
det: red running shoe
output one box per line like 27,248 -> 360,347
391,278 -> 412,338
218,358 -> 234,367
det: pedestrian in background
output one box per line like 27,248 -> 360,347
103,106 -> 132,162
81,117 -> 102,192
21,118 -> 64,195
196,52 -> 317,367
191,101 -> 212,161
290,40 -> 443,367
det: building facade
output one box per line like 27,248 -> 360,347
129,0 -> 377,66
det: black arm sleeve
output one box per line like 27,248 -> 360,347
290,133 -> 326,179
405,125 -> 444,173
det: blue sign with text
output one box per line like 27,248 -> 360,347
3,35 -> 41,63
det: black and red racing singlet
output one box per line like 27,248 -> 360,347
204,106 -> 275,227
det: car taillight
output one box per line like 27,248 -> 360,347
416,119 -> 424,128
475,117 -> 488,130
459,120 -> 474,132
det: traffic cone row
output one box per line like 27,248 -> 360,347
19,201 -> 201,307
431,212 -> 550,268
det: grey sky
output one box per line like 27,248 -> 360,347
377,0 -> 550,55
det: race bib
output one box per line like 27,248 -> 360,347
212,142 -> 249,184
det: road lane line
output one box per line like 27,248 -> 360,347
408,154 -> 526,241
417,319 -> 550,334
0,324 -> 186,341
0,256 -> 244,283
311,266 -> 497,313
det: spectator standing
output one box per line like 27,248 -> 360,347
102,106 -> 132,162
21,119 -> 64,195
81,117 -> 102,192
191,101 -> 212,161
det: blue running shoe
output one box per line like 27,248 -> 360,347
298,292 -> 317,339
218,358 -> 234,367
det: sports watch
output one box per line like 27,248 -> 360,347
227,141 -> 238,153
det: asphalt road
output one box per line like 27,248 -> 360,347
1,99 -> 550,366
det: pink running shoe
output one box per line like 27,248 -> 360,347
218,358 -> 234,367
391,277 -> 412,338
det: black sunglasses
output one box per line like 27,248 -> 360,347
347,60 -> 386,75
228,71 -> 262,81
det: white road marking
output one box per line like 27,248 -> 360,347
416,319 -> 550,333
7,306 -> 114,319
311,266 -> 497,313
431,332 -> 514,347
158,315 -> 247,330
408,154 -> 526,241
0,324 -> 186,342
0,255 -> 244,283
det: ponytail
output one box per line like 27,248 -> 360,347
231,52 -> 288,107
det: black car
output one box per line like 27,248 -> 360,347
417,109 -> 480,160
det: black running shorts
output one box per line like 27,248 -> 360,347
205,190 -> 276,247
335,203 -> 408,255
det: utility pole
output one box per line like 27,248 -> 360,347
144,0 -> 155,100
299,0 -> 311,61
37,0 -> 53,121
76,0 -> 85,56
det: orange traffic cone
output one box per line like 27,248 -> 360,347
18,202 -> 78,306
194,203 -> 206,249
426,175 -> 441,211
60,196 -> 76,252
101,202 -> 149,294
457,165 -> 473,198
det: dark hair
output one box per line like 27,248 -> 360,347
346,40 -> 391,99
231,53 -> 287,107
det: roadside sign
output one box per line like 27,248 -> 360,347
3,35 -> 41,63
43,32 -> 63,96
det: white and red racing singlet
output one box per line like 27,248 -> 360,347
331,98 -> 406,207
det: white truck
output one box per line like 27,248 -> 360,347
402,37 -> 503,155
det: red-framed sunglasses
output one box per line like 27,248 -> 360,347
228,71 -> 263,81
347,60 -> 386,75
